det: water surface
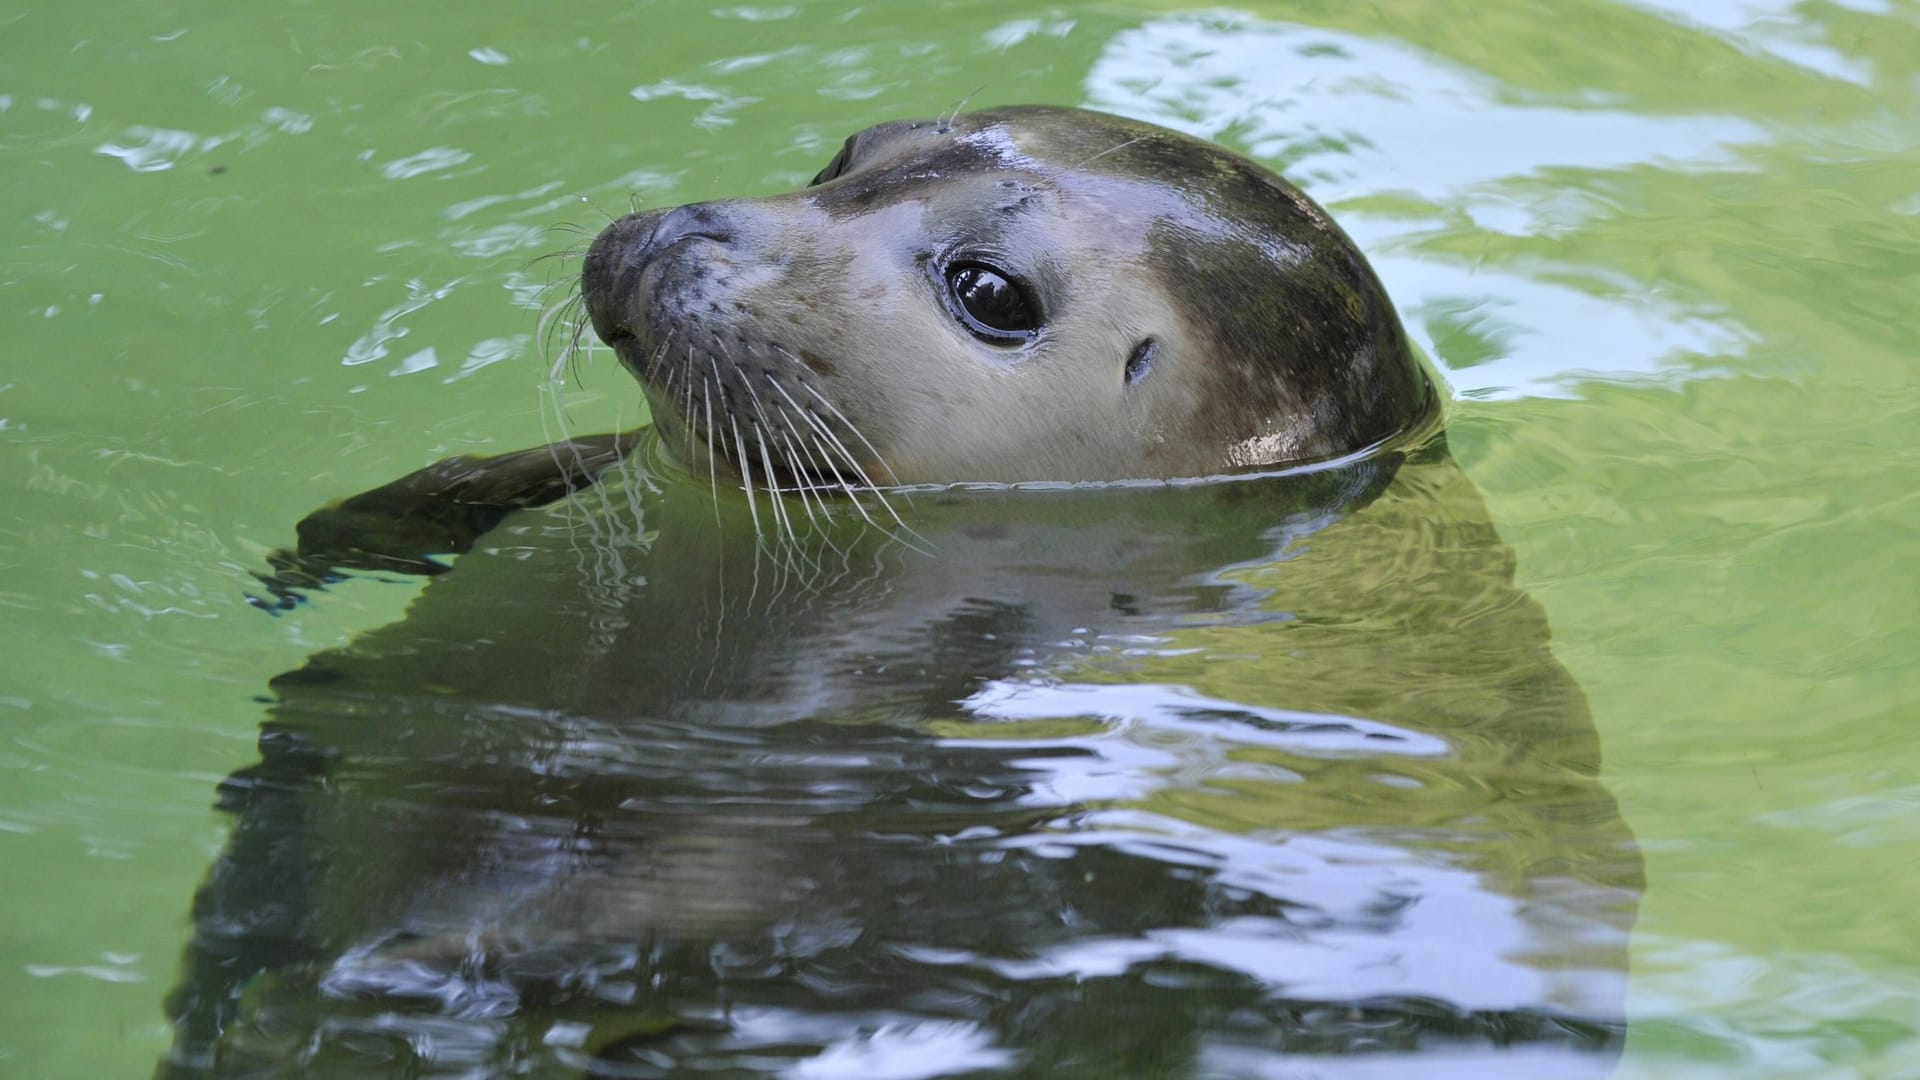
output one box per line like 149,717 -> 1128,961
2,1 -> 1917,1077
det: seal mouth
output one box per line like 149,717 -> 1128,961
598,326 -> 641,351
756,455 -> 841,494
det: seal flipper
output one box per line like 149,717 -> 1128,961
251,431 -> 642,610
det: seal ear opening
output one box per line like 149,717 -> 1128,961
1124,338 -> 1158,386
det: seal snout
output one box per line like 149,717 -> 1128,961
581,209 -> 663,348
582,204 -> 738,352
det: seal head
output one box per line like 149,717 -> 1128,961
582,105 -> 1433,485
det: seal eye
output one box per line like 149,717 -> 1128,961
809,137 -> 856,187
946,263 -> 1039,343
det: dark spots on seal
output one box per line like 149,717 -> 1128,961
1125,338 -> 1158,386
1145,196 -> 1425,457
991,182 -> 1043,217
798,350 -> 836,376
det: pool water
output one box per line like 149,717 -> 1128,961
3,1 -> 1916,1077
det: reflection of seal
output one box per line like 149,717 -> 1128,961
170,447 -> 1640,1079
582,106 -> 1435,487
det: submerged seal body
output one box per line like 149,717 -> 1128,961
582,105 -> 1435,486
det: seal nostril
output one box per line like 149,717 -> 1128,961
646,204 -> 737,255
1124,338 -> 1157,386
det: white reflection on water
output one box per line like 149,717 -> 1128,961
786,1019 -> 1015,1080
1632,0 -> 1877,84
914,832 -> 1580,1009
1085,12 -> 1757,397
1086,14 -> 1763,200
948,680 -> 1627,1022
957,679 -> 1443,806
966,681 -> 1448,753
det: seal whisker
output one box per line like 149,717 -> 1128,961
579,196 -> 618,225
752,422 -> 802,557
938,86 -> 986,133
803,429 -> 885,534
795,400 -> 925,547
779,429 -> 841,544
798,381 -> 904,489
763,418 -> 817,529
563,293 -> 597,388
803,432 -> 869,511
1074,135 -> 1149,169
797,411 -> 931,556
727,412 -> 765,547
734,367 -> 806,545
701,349 -> 736,516
761,374 -> 858,545
535,286 -> 597,389
702,376 -> 722,525
786,428 -> 840,523
734,360 -> 781,444
781,434 -> 822,528
776,428 -> 852,568
526,247 -> 590,269
538,287 -> 581,381
679,346 -> 699,463
766,345 -> 914,519
526,269 -> 568,318
792,405 -> 876,496
634,332 -> 672,387
739,395 -> 822,578
751,454 -> 806,600
803,430 -> 929,559
658,350 -> 680,403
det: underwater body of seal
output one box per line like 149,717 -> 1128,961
3,2 -> 1919,1079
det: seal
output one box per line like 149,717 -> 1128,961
246,104 -> 1440,598
162,111 -> 1640,1080
581,105 -> 1435,489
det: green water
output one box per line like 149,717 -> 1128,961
3,1 -> 1917,1077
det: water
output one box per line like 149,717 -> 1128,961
3,1 -> 1916,1077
